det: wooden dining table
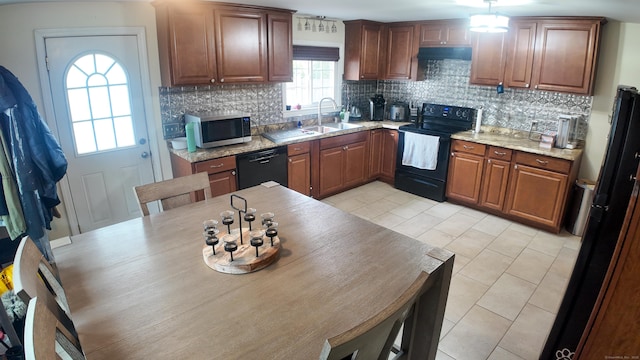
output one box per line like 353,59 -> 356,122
53,185 -> 453,360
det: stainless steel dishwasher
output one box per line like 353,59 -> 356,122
236,146 -> 288,189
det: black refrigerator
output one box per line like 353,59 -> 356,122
541,86 -> 640,359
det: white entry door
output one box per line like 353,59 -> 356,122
45,35 -> 155,232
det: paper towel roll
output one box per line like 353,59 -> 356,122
474,108 -> 483,133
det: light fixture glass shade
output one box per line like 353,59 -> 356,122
469,13 -> 509,32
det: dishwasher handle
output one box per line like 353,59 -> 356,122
248,153 -> 280,163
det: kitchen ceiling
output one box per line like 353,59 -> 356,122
1,0 -> 639,23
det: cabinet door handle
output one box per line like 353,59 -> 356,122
635,152 -> 639,159
630,174 -> 637,182
535,159 -> 549,165
494,151 -> 507,157
463,145 -> 474,150
294,147 -> 302,151
210,164 -> 224,168
390,133 -> 395,137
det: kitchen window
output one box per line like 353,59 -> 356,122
283,45 -> 342,117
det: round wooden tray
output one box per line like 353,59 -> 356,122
202,227 -> 280,274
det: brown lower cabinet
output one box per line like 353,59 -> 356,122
170,153 -> 237,200
316,131 -> 369,198
446,139 -> 579,233
369,129 -> 398,184
447,140 -> 486,203
287,141 -> 311,196
380,129 -> 398,183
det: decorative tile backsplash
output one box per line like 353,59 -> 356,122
159,83 -> 285,138
160,59 -> 593,140
343,59 -> 593,140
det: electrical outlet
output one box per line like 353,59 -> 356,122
163,123 -> 183,139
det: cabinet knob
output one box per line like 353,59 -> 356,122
451,152 -> 455,157
488,159 -> 492,164
288,158 -> 292,163
343,146 -> 348,151
220,79 -> 225,83
525,83 -> 529,88
514,164 -> 518,170
634,152 -> 639,159
390,133 -> 395,137
210,79 -> 216,83
231,170 -> 236,176
534,85 -> 538,89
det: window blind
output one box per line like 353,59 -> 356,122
292,46 -> 340,61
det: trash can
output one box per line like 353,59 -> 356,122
565,179 -> 596,236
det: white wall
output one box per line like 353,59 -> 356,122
582,21 -> 640,181
0,1 -> 168,239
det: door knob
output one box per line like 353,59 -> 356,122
141,151 -> 149,159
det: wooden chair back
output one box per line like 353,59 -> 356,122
13,236 -> 76,334
24,296 -> 85,360
134,172 -> 211,216
319,271 -> 429,360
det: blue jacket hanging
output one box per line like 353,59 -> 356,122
0,66 -> 67,240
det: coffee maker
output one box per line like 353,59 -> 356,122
369,94 -> 386,121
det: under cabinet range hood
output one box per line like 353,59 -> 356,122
417,47 -> 472,61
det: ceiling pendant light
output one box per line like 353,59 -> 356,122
469,0 -> 509,33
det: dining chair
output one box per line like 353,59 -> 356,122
319,271 -> 429,360
134,171 -> 211,216
24,296 -> 85,360
13,236 -> 76,335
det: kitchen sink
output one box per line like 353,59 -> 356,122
262,122 -> 363,144
303,122 -> 363,133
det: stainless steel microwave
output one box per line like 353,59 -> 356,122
184,111 -> 252,148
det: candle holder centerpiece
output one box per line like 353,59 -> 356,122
202,194 -> 281,274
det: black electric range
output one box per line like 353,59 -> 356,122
395,103 -> 477,202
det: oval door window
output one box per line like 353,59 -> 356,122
65,53 -> 135,155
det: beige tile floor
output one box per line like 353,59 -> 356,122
322,181 -> 581,360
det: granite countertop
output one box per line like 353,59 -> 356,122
169,120 -> 410,163
451,126 -> 583,161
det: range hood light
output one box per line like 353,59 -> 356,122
469,0 -> 509,33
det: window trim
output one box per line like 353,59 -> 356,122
282,40 -> 343,118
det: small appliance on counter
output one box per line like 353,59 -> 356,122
389,103 -> 409,122
185,111 -> 251,148
369,94 -> 386,121
556,114 -> 581,149
349,106 -> 362,121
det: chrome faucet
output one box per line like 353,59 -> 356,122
318,97 -> 338,126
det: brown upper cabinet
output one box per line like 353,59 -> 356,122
154,1 -> 293,86
469,32 -> 508,86
504,17 -> 605,94
344,20 -> 384,80
419,20 -> 471,47
382,23 -> 418,80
